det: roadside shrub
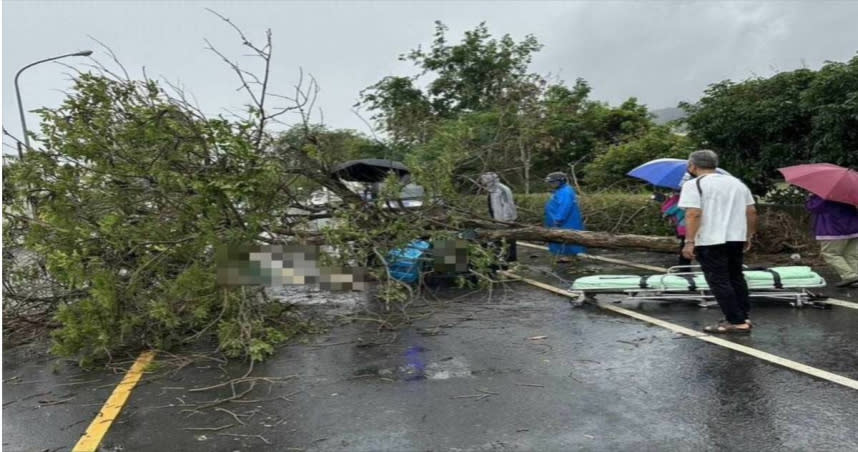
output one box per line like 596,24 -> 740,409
466,191 -> 674,236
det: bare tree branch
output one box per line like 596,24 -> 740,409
205,8 -> 268,57
54,61 -> 85,79
204,38 -> 262,108
87,35 -> 131,81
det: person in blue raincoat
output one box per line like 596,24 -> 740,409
544,172 -> 586,261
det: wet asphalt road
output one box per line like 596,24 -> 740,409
3,249 -> 858,451
2,345 -> 124,452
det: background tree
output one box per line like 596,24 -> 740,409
362,21 -> 659,194
356,76 -> 434,147
680,55 -> 858,195
800,55 -> 858,169
583,126 -> 694,189
537,83 -> 654,182
358,21 -> 543,148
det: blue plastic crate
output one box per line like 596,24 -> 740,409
387,240 -> 431,284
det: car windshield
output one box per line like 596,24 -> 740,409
400,183 -> 424,200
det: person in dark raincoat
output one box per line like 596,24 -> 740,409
544,172 -> 586,261
806,194 -> 858,287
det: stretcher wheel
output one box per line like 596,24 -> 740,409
568,293 -> 590,307
807,291 -> 828,301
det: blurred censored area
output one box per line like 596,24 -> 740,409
216,244 -> 367,291
431,239 -> 469,273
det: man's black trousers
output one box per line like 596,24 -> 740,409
695,242 -> 750,324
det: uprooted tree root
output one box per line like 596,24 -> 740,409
754,209 -> 816,254
2,313 -> 56,349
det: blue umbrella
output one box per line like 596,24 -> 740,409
627,158 -> 730,190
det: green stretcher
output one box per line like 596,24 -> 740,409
569,266 -> 827,308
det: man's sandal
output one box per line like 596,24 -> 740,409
719,318 -> 752,328
704,322 -> 751,334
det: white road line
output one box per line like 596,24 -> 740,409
822,297 -> 858,310
518,241 -> 672,272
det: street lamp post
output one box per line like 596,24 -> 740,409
14,50 -> 93,159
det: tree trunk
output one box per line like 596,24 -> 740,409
477,226 -> 679,253
519,137 -> 531,195
523,161 -> 531,195
277,210 -> 680,254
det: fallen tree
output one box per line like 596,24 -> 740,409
0,14 -> 677,367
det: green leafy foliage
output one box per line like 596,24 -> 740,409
801,56 -> 858,168
4,74 -> 307,364
361,22 -> 659,193
359,21 -> 543,147
536,82 -> 653,170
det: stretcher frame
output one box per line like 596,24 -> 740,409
570,265 -> 829,309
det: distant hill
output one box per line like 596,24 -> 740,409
651,107 -> 687,125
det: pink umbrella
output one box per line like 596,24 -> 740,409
778,163 -> 858,205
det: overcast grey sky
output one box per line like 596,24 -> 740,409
3,0 -> 858,152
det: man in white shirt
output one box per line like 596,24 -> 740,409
679,150 -> 757,334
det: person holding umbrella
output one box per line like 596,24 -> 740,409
679,150 -> 757,334
806,195 -> 858,287
779,163 -> 858,287
654,185 -> 691,268
627,158 -> 731,192
544,171 -> 586,263
626,158 -> 730,267
627,159 -> 730,268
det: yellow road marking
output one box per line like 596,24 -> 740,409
500,271 -> 858,391
517,241 -> 858,310
72,351 -> 156,452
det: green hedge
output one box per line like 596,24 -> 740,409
465,191 -> 674,236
